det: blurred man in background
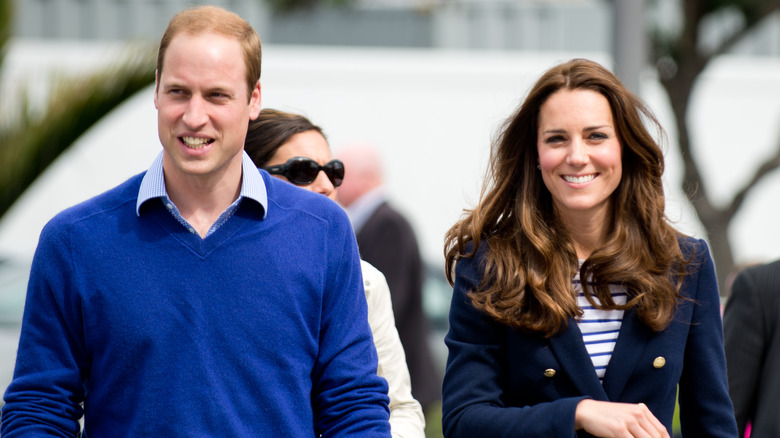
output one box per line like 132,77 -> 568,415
337,144 -> 441,415
724,259 -> 780,437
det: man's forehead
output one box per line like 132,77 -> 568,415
167,31 -> 240,52
161,32 -> 245,72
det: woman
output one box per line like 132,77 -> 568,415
442,59 -> 737,437
245,108 -> 426,438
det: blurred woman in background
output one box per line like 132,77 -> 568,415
245,108 -> 425,438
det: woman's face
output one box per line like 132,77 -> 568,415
536,88 -> 622,226
265,130 -> 338,200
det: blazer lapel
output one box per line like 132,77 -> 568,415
601,308 -> 653,400
549,319 -> 609,401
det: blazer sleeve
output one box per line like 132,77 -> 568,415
442,247 -> 586,438
723,265 -> 764,436
676,239 -> 738,437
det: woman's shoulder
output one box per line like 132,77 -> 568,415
676,234 -> 710,260
360,260 -> 386,285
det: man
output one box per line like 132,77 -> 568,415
336,144 -> 440,414
724,259 -> 780,438
1,6 -> 390,437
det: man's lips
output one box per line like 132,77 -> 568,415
180,136 -> 214,150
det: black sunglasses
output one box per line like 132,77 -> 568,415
264,157 -> 345,188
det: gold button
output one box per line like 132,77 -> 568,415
653,356 -> 666,369
543,368 -> 556,378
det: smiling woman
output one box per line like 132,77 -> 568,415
536,88 -> 623,251
441,58 -> 738,438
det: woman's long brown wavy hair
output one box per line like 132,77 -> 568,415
444,59 -> 692,337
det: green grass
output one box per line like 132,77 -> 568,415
424,402 -> 443,438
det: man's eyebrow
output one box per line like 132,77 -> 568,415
206,86 -> 234,94
160,80 -> 187,89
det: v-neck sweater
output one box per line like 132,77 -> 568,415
2,171 -> 390,437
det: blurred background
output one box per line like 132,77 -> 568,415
1,0 -> 779,435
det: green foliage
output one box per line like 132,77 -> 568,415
0,45 -> 156,219
0,0 -> 12,70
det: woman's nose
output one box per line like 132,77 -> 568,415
311,170 -> 336,199
566,139 -> 587,166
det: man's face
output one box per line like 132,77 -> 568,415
154,32 -> 261,187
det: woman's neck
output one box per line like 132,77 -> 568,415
558,210 -> 609,260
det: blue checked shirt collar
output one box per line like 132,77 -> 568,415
136,151 -> 268,236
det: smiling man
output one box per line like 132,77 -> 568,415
1,6 -> 390,437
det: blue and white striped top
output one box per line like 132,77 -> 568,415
574,271 -> 627,382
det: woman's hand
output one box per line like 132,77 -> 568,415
574,399 -> 670,438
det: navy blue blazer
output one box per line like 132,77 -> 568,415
442,238 -> 738,437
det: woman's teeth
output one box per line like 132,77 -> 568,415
563,174 -> 596,184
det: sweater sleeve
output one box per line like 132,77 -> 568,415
442,247 -> 584,438
310,213 -> 391,437
1,218 -> 86,437
362,261 -> 426,438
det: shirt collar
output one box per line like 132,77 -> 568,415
136,151 -> 268,218
345,186 -> 385,233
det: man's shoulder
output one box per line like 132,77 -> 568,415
748,258 -> 780,275
264,175 -> 347,223
373,201 -> 403,217
48,173 -> 144,228
363,201 -> 415,235
360,201 -> 395,224
737,258 -> 780,292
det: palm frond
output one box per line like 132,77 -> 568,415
0,44 -> 157,219
0,0 -> 12,71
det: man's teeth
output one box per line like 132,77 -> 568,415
563,174 -> 596,184
182,137 -> 211,149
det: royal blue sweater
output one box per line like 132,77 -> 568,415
2,170 -> 390,437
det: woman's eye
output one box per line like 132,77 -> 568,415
589,132 -> 608,140
545,135 -> 565,144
